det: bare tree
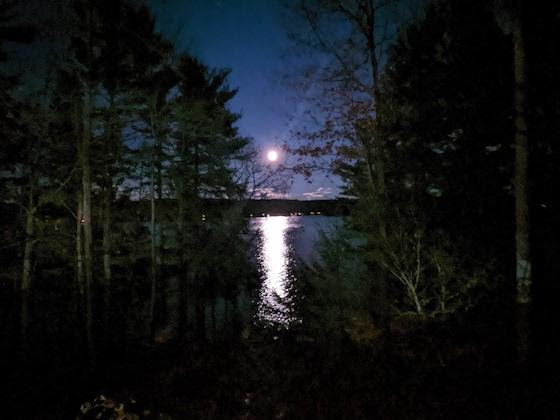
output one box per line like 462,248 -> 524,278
231,144 -> 291,200
381,229 -> 425,315
284,0 -> 420,237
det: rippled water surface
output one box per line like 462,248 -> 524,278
251,215 -> 342,324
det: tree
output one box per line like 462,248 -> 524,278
286,0 -> 392,204
493,0 -> 534,363
170,54 -> 249,337
0,0 -> 37,348
510,0 -> 531,364
137,56 -> 176,340
93,0 -> 163,327
284,0 -> 426,323
373,0 -> 516,316
293,225 -> 368,341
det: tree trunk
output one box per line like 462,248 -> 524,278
82,86 -> 95,370
156,136 -> 163,201
138,161 -> 144,200
365,0 -> 387,239
102,96 -> 116,329
148,150 -> 157,340
20,189 -> 35,348
76,193 -> 85,317
211,299 -> 216,336
102,182 -> 111,327
76,0 -> 96,372
177,195 -> 188,335
224,300 -> 229,326
196,299 -> 206,340
177,135 -> 188,336
409,287 -> 423,316
147,102 -> 164,340
512,12 -> 531,364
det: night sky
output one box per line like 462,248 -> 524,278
148,0 -> 341,200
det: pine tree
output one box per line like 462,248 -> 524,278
171,55 -> 249,337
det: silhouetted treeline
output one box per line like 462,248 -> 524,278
2,0 -> 560,418
285,0 -> 560,417
1,1 -> 261,416
242,198 -> 354,216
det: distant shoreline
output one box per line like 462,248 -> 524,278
240,198 -> 354,217
0,198 -> 356,221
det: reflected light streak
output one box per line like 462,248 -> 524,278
258,216 -> 292,323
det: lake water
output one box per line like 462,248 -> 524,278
251,215 -> 342,324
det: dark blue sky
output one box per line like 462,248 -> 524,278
148,0 -> 341,199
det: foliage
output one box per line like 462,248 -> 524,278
0,2 -> 260,414
2,0 -> 560,417
291,224 -> 369,341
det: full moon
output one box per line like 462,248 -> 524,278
267,150 -> 278,162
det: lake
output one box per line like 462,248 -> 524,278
251,215 -> 343,324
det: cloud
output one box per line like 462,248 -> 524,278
253,186 -> 337,200
300,187 -> 334,200
254,187 -> 289,200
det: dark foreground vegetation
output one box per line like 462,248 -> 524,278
2,0 -> 560,418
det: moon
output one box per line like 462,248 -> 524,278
267,150 -> 278,162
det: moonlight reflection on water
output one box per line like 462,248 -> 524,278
253,215 -> 342,325
256,216 -> 295,324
